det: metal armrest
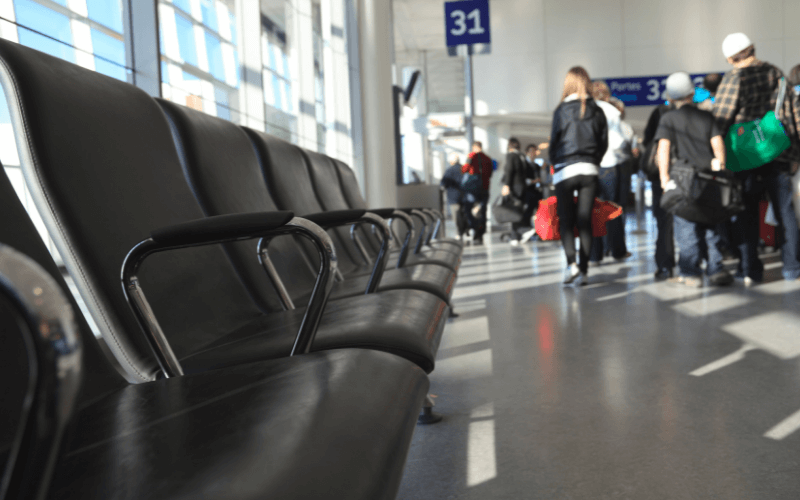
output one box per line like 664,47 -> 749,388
300,210 -> 390,294
421,209 -> 441,243
0,245 -> 82,500
121,212 -> 338,378
367,209 -> 415,268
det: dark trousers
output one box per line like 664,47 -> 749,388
674,216 -> 724,277
651,177 -> 675,272
556,174 -> 598,273
590,166 -> 627,261
464,190 -> 489,239
733,163 -> 800,281
511,188 -> 541,237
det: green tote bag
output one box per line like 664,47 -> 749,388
725,78 -> 791,172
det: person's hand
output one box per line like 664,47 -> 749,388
711,158 -> 725,172
660,176 -> 670,188
501,185 -> 510,196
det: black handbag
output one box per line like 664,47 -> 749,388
660,158 -> 744,225
492,194 -> 523,224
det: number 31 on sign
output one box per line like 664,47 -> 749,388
445,0 -> 491,47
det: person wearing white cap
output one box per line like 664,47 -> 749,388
713,33 -> 800,284
655,72 -> 732,287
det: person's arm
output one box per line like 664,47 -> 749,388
549,108 -> 563,165
712,72 -> 739,136
501,154 -> 518,196
657,138 -> 671,186
596,108 -> 609,163
710,135 -> 726,171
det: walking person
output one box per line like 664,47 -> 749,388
440,154 -> 467,239
697,73 -> 722,111
550,66 -> 609,285
656,72 -> 733,287
713,33 -> 800,284
502,138 -> 541,245
643,101 -> 677,279
589,81 -> 632,264
462,141 -> 494,244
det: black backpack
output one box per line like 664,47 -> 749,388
659,159 -> 744,225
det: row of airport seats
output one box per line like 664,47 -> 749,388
0,39 -> 462,499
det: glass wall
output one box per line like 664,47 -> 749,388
158,0 -> 242,122
0,0 -> 129,259
311,1 -> 325,152
261,2 -> 296,142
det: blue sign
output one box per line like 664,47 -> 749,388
445,0 -> 491,47
602,73 -> 718,107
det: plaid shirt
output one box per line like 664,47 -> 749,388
713,60 -> 800,164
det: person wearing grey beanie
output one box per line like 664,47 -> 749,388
654,72 -> 732,287
713,33 -> 800,284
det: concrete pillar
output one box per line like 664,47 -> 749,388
356,0 -> 397,208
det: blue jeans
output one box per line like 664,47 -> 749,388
732,163 -> 800,281
590,166 -> 626,261
651,177 -> 675,272
674,216 -> 725,277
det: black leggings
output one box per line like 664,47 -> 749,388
555,174 -> 598,273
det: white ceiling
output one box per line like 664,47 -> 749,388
394,0 -> 465,114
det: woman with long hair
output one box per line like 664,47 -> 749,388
549,66 -> 609,285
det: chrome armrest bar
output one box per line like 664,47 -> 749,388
421,209 -> 441,243
0,245 -> 82,500
408,209 -> 429,254
388,210 -> 415,268
349,224 -> 373,266
121,216 -> 337,378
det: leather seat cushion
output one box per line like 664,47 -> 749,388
382,248 -> 461,272
180,290 -> 449,374
329,265 -> 456,305
49,349 -> 428,500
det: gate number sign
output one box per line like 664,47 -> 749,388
445,0 -> 491,47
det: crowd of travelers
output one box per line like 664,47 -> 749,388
442,32 -> 800,289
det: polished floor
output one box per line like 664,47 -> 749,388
398,214 -> 800,499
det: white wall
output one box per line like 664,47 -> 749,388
472,0 -> 800,115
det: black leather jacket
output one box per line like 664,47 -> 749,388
549,98 -> 609,169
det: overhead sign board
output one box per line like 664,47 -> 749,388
602,73 -> 720,107
445,0 -> 491,47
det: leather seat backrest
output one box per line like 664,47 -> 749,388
157,99 -> 319,308
242,129 -> 363,274
0,40 -> 264,382
302,149 -> 372,266
0,167 -> 127,403
333,159 -> 368,210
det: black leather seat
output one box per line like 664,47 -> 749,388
243,128 -> 457,304
332,158 -> 464,255
302,148 -> 462,271
0,40 -> 429,500
157,100 -> 449,371
0,40 -> 446,379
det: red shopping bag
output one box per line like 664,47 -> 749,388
535,196 -> 623,241
535,197 -> 560,240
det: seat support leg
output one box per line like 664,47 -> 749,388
417,394 -> 443,425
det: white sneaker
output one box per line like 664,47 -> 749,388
519,228 -> 537,244
563,263 -> 580,285
572,272 -> 588,287
509,239 -> 520,246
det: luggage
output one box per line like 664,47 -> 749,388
659,159 -> 744,225
492,194 -> 523,224
725,78 -> 791,172
534,197 -> 623,241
